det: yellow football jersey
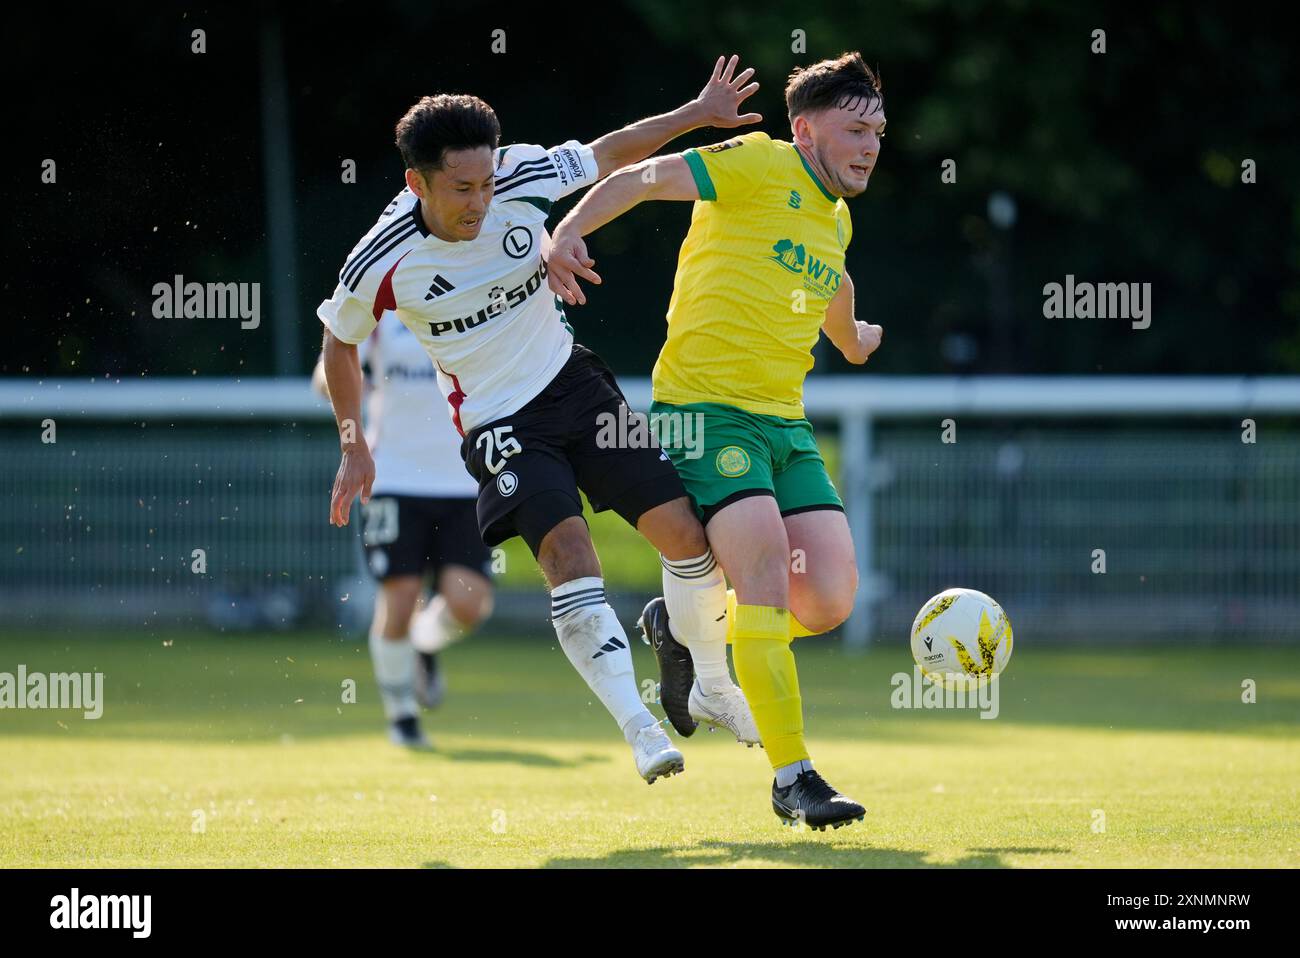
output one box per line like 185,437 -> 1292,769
652,131 -> 852,419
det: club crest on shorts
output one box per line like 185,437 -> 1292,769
715,446 -> 751,478
497,471 -> 519,496
368,548 -> 389,577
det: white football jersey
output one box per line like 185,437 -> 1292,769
357,313 -> 478,498
318,140 -> 599,435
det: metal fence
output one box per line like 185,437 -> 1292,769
1,419 -> 352,628
2,377 -> 1298,642
868,426 -> 1300,641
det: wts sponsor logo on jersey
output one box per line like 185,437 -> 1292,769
768,238 -> 842,298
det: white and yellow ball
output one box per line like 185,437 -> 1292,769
910,588 -> 1013,688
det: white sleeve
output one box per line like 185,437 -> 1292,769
493,141 -> 599,204
320,193 -> 419,344
317,281 -> 377,345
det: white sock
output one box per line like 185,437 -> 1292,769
660,551 -> 732,689
775,758 -> 815,788
550,577 -> 656,743
411,594 -> 469,654
368,629 -> 417,721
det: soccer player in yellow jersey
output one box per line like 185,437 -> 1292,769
547,53 -> 885,829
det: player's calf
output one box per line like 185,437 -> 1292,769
639,501 -> 750,740
538,515 -> 683,782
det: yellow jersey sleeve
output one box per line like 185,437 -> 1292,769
836,202 -> 853,250
682,131 -> 777,203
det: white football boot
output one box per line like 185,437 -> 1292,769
632,722 -> 685,784
688,681 -> 762,747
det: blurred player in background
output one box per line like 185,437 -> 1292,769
548,52 -> 886,828
313,313 -> 494,747
318,58 -> 763,784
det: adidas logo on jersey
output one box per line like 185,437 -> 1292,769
591,636 -> 627,659
424,274 -> 456,300
428,261 -> 548,336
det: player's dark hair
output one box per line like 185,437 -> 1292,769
785,52 -> 883,122
395,94 -> 501,172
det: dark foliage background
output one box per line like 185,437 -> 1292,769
7,1 -> 1297,379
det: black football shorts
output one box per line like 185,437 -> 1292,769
360,494 -> 491,581
461,344 -> 687,555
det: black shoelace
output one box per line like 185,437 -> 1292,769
796,770 -> 838,802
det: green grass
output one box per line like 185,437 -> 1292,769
1,629 -> 1297,868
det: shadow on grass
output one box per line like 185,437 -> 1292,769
536,841 -> 1069,868
425,747 -> 609,770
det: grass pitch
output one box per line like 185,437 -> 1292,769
1,628 -> 1297,868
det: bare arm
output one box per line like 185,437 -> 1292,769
586,55 -> 761,177
310,352 -> 330,400
321,328 -> 375,527
547,155 -> 700,305
820,272 -> 883,365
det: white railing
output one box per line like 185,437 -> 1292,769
5,376 -> 1300,645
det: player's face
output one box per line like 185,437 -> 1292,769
409,146 -> 496,242
801,102 -> 885,198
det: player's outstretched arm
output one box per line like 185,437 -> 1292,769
547,154 -> 700,305
820,272 -> 883,365
586,54 -> 761,178
321,327 -> 375,527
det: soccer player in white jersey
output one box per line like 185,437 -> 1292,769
319,58 -> 764,784
313,312 -> 494,747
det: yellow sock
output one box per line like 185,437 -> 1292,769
724,588 -> 818,642
731,604 -> 808,770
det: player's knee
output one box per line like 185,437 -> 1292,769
638,496 -> 707,559
441,566 -> 491,629
444,575 -> 494,627
793,578 -> 857,634
797,601 -> 853,635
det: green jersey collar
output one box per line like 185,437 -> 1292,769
793,144 -> 839,204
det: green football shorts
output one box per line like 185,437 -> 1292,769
649,400 -> 843,523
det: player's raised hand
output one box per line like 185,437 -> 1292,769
329,445 -> 375,527
547,226 -> 602,306
690,54 -> 762,129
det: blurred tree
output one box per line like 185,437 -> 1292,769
6,0 -> 1297,378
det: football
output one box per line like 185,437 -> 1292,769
910,588 -> 1013,687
